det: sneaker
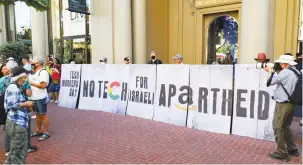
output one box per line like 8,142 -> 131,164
27,146 -> 38,153
50,100 -> 54,103
31,115 -> 36,119
288,149 -> 299,156
269,151 -> 289,162
5,152 -> 9,157
54,101 -> 58,104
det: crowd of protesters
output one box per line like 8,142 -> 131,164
0,55 -> 61,164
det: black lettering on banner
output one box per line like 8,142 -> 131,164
221,89 -> 232,116
136,76 -> 148,89
250,90 -> 256,119
211,88 -> 220,114
178,86 -> 193,105
135,91 -> 139,102
258,90 -> 270,120
121,82 -> 128,101
89,81 -> 95,98
144,92 -> 148,104
70,71 -> 79,79
139,92 -> 144,103
168,84 -> 176,108
83,80 -> 89,97
198,87 -> 208,113
98,81 -> 103,98
103,81 -> 108,98
236,89 -> 247,117
132,90 -> 135,101
151,93 -> 154,105
159,84 -> 166,107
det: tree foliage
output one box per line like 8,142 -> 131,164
0,0 -> 48,11
0,42 -> 28,64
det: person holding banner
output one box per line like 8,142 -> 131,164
173,54 -> 183,64
148,51 -> 162,64
265,55 -> 300,161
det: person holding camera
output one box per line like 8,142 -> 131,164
4,67 -> 33,164
265,55 -> 301,161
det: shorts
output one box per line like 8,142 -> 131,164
51,84 -> 60,92
34,98 -> 47,115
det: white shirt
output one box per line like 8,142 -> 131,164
29,68 -> 49,100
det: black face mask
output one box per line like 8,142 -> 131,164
151,56 -> 156,60
31,64 -> 37,69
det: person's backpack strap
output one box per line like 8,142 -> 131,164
280,83 -> 290,98
288,68 -> 302,79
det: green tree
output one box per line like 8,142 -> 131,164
0,42 -> 28,64
0,0 -> 48,11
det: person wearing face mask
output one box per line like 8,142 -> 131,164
100,58 -> 107,64
173,54 -> 184,64
29,56 -> 50,141
148,51 -> 162,64
264,55 -> 301,161
295,52 -> 302,70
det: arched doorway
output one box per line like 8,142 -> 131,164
207,15 -> 239,65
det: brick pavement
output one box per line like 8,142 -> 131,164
0,104 -> 301,164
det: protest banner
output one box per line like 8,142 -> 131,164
58,64 -> 81,109
153,65 -> 190,126
187,65 -> 233,134
232,65 -> 275,141
126,65 -> 156,119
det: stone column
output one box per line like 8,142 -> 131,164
31,9 -> 49,59
113,0 -> 132,64
240,0 -> 274,64
90,0 -> 132,64
132,0 -> 147,64
0,6 -> 6,45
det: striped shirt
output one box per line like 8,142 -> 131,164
4,83 -> 29,128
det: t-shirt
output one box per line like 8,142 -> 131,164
29,69 -> 49,100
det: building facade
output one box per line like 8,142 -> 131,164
0,0 -> 301,64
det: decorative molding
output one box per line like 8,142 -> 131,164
195,0 -> 241,9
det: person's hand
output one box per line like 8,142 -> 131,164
264,65 -> 272,72
25,101 -> 33,107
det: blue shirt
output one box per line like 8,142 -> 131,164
270,68 -> 301,103
0,76 -> 11,96
4,83 -> 29,128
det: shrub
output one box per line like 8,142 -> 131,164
0,42 -> 28,64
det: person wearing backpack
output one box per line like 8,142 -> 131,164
264,54 -> 301,161
29,56 -> 50,141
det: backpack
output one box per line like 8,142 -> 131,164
281,68 -> 302,105
38,69 -> 53,93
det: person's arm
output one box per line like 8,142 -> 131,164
30,70 -> 49,89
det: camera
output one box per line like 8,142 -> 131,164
256,62 -> 282,71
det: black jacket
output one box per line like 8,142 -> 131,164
148,59 -> 162,64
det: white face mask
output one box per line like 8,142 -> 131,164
100,62 -> 106,64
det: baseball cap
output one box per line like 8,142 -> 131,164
173,54 -> 183,59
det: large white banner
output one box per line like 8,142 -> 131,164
78,64 -> 129,115
126,65 -> 156,119
78,64 -> 106,111
58,64 -> 81,109
187,65 -> 233,134
232,65 -> 275,141
153,65 -> 190,126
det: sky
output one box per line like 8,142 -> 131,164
15,1 -> 31,33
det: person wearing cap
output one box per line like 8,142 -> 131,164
4,66 -> 34,164
124,57 -> 132,64
100,58 -> 107,64
264,54 -> 300,161
254,53 -> 270,63
148,51 -> 162,64
29,56 -> 50,141
173,54 -> 183,64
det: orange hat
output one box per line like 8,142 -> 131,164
254,53 -> 270,62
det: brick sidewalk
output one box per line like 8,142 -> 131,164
0,104 -> 301,164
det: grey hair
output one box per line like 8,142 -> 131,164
34,56 -> 45,65
6,60 -> 18,70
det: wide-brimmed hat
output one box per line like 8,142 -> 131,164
254,53 -> 270,62
275,55 -> 298,66
11,66 -> 30,82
